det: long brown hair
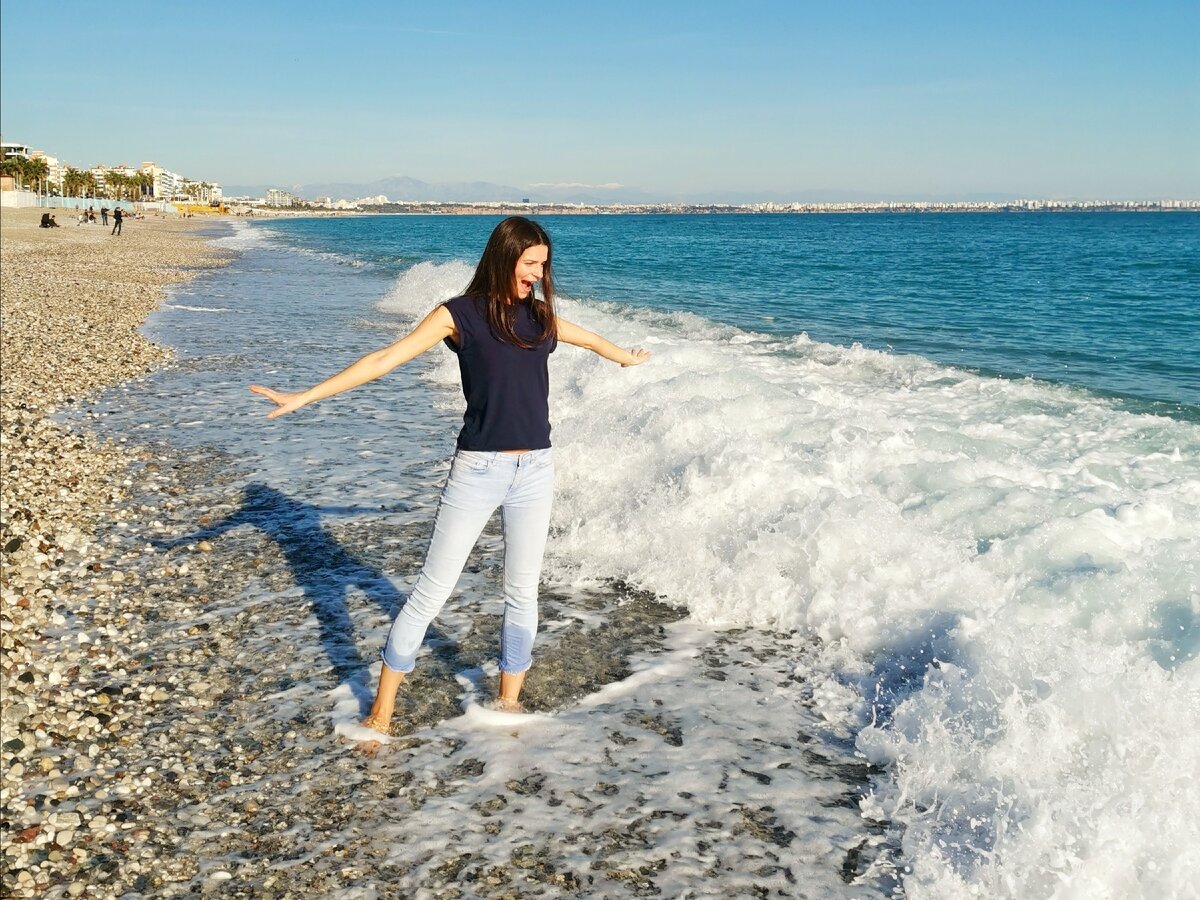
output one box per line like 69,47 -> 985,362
460,216 -> 557,349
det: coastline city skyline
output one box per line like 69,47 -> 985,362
3,134 -> 1196,214
2,2 -> 1197,202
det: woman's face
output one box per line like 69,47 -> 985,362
514,244 -> 549,300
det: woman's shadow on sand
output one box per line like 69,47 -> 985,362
160,482 -> 463,707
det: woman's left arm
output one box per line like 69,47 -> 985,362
557,318 -> 651,367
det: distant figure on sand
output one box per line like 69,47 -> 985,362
100,207 -> 109,226
111,208 -> 123,236
39,213 -> 58,228
250,217 -> 651,740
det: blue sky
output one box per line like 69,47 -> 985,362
2,0 -> 1197,200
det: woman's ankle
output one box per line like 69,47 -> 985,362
498,670 -> 527,705
364,665 -> 406,730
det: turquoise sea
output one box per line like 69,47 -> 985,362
90,211 -> 1200,897
261,211 -> 1199,413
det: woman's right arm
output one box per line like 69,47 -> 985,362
250,306 -> 456,418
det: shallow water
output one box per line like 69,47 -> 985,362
79,215 -> 1200,897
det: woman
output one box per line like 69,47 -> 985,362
250,217 -> 650,734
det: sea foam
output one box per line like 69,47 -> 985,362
376,260 -> 1200,898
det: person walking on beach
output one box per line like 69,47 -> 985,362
250,217 -> 651,734
111,207 -> 123,236
100,207 -> 109,226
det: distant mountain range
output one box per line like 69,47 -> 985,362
222,175 -> 660,204
221,175 -> 991,206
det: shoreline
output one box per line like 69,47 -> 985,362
0,206 -> 231,582
0,208 -> 893,897
0,207 -> 232,895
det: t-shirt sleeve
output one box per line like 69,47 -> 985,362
443,297 -> 470,353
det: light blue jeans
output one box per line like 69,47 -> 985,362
381,448 -> 555,676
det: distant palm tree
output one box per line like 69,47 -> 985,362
0,157 -> 25,187
105,171 -> 127,200
27,157 -> 49,194
63,167 -> 98,198
1,156 -> 47,192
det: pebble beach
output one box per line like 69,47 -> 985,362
0,209 -> 895,898
0,207 -> 232,894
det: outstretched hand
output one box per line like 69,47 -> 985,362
623,348 -> 652,367
249,384 -> 307,419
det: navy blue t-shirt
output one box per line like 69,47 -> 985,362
442,295 -> 557,451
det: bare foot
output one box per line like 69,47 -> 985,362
497,671 -> 526,711
363,712 -> 390,731
359,665 -> 405,745
362,712 -> 391,734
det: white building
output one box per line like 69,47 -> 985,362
188,182 -> 223,203
89,164 -> 109,192
0,140 -> 31,160
266,188 -> 298,208
27,151 -> 64,189
139,161 -> 185,199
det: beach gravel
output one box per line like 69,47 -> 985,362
1,206 -> 228,897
